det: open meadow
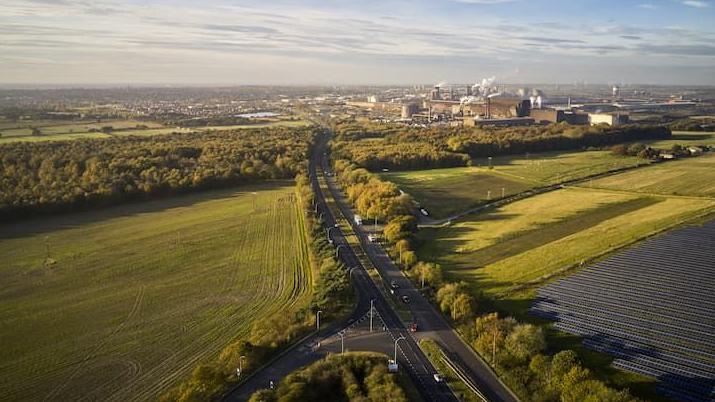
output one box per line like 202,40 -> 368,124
589,153 -> 715,197
0,118 -> 310,144
380,150 -> 644,218
0,183 -> 312,401
643,130 -> 715,149
418,187 -> 715,299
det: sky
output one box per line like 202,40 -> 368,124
1,0 -> 714,86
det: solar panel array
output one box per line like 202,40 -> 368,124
530,220 -> 715,402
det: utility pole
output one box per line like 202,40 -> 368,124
394,335 -> 406,362
370,299 -> 375,332
339,331 -> 345,354
316,310 -> 322,331
492,326 -> 498,364
237,355 -> 245,378
251,192 -> 257,211
487,190 -> 491,200
488,156 -> 493,169
502,187 -> 505,198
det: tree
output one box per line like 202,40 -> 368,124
451,293 -> 473,321
550,350 -> 579,384
401,250 -> 417,268
505,324 -> 546,361
436,282 -> 463,314
413,262 -> 444,288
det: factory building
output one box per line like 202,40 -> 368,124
465,117 -> 535,127
530,108 -> 565,123
589,113 -> 629,126
401,103 -> 420,119
431,98 -> 531,119
530,108 -> 590,125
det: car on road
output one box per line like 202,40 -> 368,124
367,234 -> 378,242
419,208 -> 429,216
409,322 -> 418,332
401,295 -> 410,304
390,280 -> 399,290
433,373 -> 444,383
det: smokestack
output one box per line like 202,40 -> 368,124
486,97 -> 491,119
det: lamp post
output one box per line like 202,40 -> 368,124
316,310 -> 322,331
339,331 -> 345,354
394,335 -> 406,362
336,244 -> 345,259
348,267 -> 357,280
370,299 -> 375,332
237,355 -> 245,378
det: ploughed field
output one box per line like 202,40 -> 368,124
380,149 -> 644,219
0,183 -> 312,401
530,220 -> 715,402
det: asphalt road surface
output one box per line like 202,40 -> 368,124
319,134 -> 519,402
223,133 -> 456,402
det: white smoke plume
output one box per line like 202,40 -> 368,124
471,76 -> 497,98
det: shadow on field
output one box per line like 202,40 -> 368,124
0,182 -> 287,240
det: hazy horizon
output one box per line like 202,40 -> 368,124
2,0 -> 715,86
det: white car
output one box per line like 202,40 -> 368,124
433,373 -> 444,383
367,234 -> 377,242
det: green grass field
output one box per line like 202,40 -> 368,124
380,150 -> 644,219
588,153 -> 715,197
380,168 -> 534,218
643,130 -> 715,149
0,183 -> 312,401
0,119 -> 310,144
418,187 -> 715,298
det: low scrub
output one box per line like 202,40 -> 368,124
248,353 -> 409,402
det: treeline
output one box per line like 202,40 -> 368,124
668,117 -> 715,131
331,121 -> 671,171
248,353 -> 409,402
160,173 -> 354,402
0,127 -> 316,220
166,116 -> 256,127
333,160 -> 413,221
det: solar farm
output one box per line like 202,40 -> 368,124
530,220 -> 715,402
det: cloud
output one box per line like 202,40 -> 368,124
681,0 -> 710,7
637,3 -> 659,9
1,0 -> 714,85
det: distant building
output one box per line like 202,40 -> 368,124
589,113 -> 629,126
530,108 -> 565,123
401,103 -> 420,119
465,117 -> 535,127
